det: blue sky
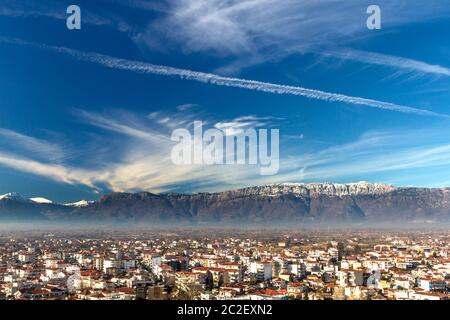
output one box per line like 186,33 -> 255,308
1,0 -> 450,202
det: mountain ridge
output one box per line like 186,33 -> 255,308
2,182 -> 450,225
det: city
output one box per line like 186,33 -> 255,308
0,229 -> 448,301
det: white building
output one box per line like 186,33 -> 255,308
250,261 -> 273,282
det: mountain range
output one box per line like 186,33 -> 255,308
1,182 -> 450,226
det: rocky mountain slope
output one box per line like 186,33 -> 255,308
1,183 -> 450,225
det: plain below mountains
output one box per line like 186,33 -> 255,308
1,182 -> 450,226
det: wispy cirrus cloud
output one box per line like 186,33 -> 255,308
0,0 -> 136,32
273,129 -> 450,185
1,36 -> 445,118
3,109 -> 450,194
0,128 -> 71,162
0,152 -> 99,189
76,109 -> 169,144
149,0 -> 450,72
214,115 -> 278,136
176,103 -> 198,111
3,0 -> 450,82
0,108 -> 282,193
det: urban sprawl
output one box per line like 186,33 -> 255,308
0,229 -> 449,300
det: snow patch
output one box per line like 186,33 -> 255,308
30,197 -> 53,204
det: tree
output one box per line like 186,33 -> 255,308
337,242 -> 345,261
205,271 -> 214,291
218,273 -> 224,289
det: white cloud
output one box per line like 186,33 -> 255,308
2,111 -> 450,193
0,108 -> 283,193
3,0 -> 450,79
176,103 -> 197,111
76,109 -> 169,144
0,0 -> 135,32
214,115 -> 275,136
150,0 -> 450,71
273,129 -> 450,184
0,128 -> 71,162
0,152 -> 99,189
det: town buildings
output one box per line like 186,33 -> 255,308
0,229 -> 449,300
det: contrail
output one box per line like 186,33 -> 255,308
1,36 -> 446,118
321,48 -> 450,77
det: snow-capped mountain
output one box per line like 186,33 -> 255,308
0,192 -> 26,202
1,182 -> 450,224
0,192 -> 54,220
0,193 -> 55,204
0,194 -> 90,206
217,182 -> 396,198
64,200 -> 92,207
